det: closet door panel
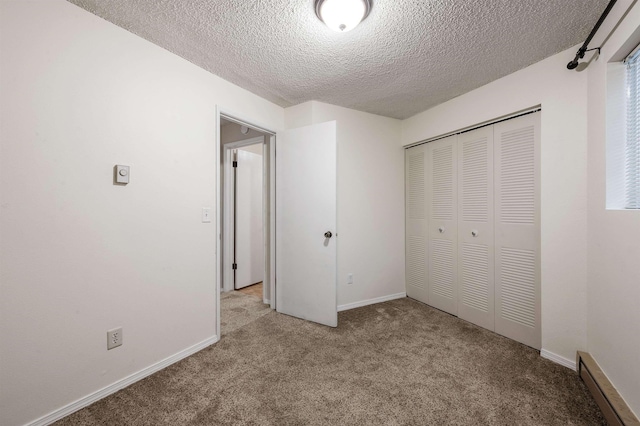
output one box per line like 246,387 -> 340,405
494,113 -> 541,349
457,127 -> 495,331
427,136 -> 458,315
405,145 -> 429,304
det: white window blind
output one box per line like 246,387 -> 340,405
626,49 -> 640,209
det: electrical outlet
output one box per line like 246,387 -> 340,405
107,327 -> 123,350
347,273 -> 354,285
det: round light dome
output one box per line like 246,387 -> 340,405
315,0 -> 372,33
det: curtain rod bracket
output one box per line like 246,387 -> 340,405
567,0 -> 617,70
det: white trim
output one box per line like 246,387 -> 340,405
540,349 -> 577,371
27,335 -> 219,426
337,292 -> 407,312
220,113 -> 276,136
215,106 -> 222,342
223,148 -> 234,293
268,135 -> 276,310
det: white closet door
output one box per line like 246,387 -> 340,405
494,113 -> 541,349
457,126 -> 495,331
405,144 -> 429,304
427,136 -> 458,315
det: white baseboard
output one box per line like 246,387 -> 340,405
338,292 -> 407,312
27,335 -> 219,426
541,349 -> 577,371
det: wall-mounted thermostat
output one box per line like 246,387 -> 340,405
115,165 -> 130,184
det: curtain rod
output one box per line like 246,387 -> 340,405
567,0 -> 618,69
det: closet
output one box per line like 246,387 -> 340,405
405,112 -> 540,349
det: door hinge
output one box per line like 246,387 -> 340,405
232,263 -> 237,270
232,161 -> 238,168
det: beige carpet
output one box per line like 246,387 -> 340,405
56,297 -> 604,425
219,290 -> 271,336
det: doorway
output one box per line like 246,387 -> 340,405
218,115 -> 275,337
215,108 -> 339,339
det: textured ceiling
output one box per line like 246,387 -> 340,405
67,0 -> 610,119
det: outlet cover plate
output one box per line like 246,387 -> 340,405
107,327 -> 123,350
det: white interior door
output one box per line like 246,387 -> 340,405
405,144 -> 429,304
427,136 -> 458,315
276,121 -> 337,327
457,126 -> 495,331
235,149 -> 264,289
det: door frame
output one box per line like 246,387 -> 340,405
222,136 -> 265,293
216,107 -> 277,340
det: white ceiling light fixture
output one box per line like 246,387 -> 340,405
315,0 -> 372,33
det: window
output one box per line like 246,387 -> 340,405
606,44 -> 640,210
625,48 -> 640,209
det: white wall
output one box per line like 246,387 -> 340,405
238,143 -> 264,156
5,0 -> 638,423
402,46 -> 590,366
284,102 -> 314,129
0,2 -> 284,425
285,102 -> 406,308
586,0 -> 640,416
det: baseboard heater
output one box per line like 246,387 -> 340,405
576,351 -> 639,426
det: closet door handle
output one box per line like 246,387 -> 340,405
324,231 -> 333,239
438,227 -> 445,234
471,230 -> 478,237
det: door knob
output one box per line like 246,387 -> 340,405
438,227 -> 445,234
471,230 -> 478,237
324,231 -> 333,238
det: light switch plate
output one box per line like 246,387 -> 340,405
202,207 -> 212,223
115,165 -> 130,184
